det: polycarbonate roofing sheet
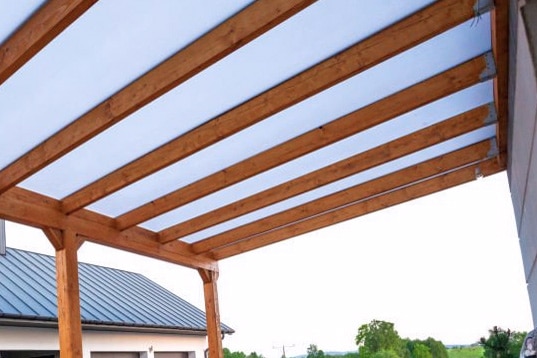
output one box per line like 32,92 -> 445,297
16,0 -> 437,200
0,0 -> 508,263
80,14 -> 492,221
146,80 -> 495,234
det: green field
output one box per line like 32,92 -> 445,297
447,346 -> 484,358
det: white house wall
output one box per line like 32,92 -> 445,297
0,326 -> 207,358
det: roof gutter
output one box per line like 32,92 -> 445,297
0,315 -> 234,336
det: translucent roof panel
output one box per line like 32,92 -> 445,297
16,0 -> 437,199
178,124 -> 497,244
0,0 -> 252,170
81,13 -> 491,218
142,80 -> 494,233
0,0 -> 508,264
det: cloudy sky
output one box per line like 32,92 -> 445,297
5,172 -> 533,358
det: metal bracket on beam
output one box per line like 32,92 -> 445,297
474,0 -> 495,17
487,138 -> 500,158
480,51 -> 497,82
475,167 -> 484,180
484,103 -> 498,125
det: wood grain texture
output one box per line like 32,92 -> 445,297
0,0 -> 96,85
210,157 -> 504,259
123,52 -> 491,233
0,188 -> 216,270
60,0 -> 479,214
194,140 -> 496,255
0,0 -> 315,196
199,269 -> 223,358
55,229 -> 83,358
43,227 -> 64,251
161,104 -> 495,243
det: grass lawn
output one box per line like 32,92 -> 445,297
447,346 -> 484,358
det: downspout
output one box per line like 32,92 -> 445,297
205,332 -> 226,358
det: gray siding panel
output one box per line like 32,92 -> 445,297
510,0 -> 537,326
510,9 -> 537,235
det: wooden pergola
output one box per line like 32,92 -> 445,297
0,0 -> 509,357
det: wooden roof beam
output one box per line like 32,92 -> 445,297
0,0 -> 315,195
210,157 -> 504,260
0,0 -> 97,85
491,0 -> 509,165
124,51 -> 493,233
0,188 -> 216,271
193,139 -> 499,255
60,0 -> 483,214
159,103 -> 496,243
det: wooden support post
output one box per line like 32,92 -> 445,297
47,229 -> 83,358
199,268 -> 223,358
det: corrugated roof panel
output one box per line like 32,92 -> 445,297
0,248 -> 233,333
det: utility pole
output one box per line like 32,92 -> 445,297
273,344 -> 294,358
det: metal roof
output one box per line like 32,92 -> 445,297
0,248 -> 233,334
0,0 -> 509,270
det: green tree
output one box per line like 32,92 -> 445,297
307,344 -> 325,358
246,352 -> 265,358
371,349 -> 401,358
412,343 -> 432,358
424,338 -> 448,358
480,326 -> 526,358
509,331 -> 527,358
356,320 -> 403,358
223,348 -> 252,358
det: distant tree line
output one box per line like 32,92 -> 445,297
223,348 -> 265,358
306,343 -> 359,358
223,321 -> 528,358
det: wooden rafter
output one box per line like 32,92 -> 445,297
0,0 -> 97,85
193,140 -> 496,255
58,0 -> 482,215
207,146 -> 504,259
159,103 -> 496,243
121,51 -> 492,233
0,188 -> 216,270
0,0 -> 315,196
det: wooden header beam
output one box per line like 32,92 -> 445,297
0,0 -> 97,86
491,0 -> 509,164
195,139 -> 497,255
60,0 -> 482,215
160,103 -> 495,243
0,0 -> 315,196
209,152 -> 504,260
0,188 -> 217,271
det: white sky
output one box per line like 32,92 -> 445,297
4,172 -> 533,358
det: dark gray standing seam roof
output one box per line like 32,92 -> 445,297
0,248 -> 233,334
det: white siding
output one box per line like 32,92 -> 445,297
0,326 -> 207,358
